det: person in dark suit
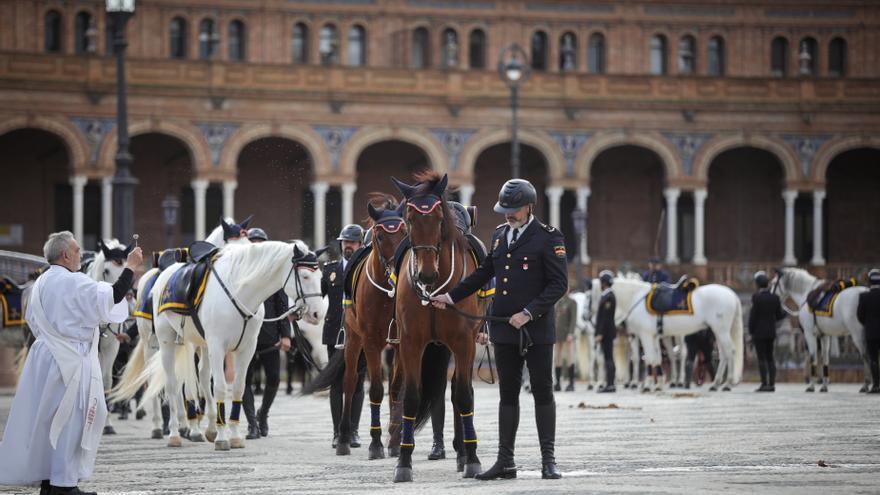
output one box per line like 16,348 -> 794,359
857,268 -> 880,394
595,270 -> 617,393
432,178 -> 568,480
322,224 -> 367,448
748,271 -> 786,392
642,257 -> 671,284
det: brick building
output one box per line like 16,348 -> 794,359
1,0 -> 879,289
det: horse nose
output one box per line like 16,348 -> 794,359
418,271 -> 438,285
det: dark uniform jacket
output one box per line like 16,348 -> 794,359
256,289 -> 291,351
321,259 -> 345,346
748,289 -> 785,340
857,288 -> 880,340
449,219 -> 568,345
595,289 -> 617,340
642,269 -> 671,284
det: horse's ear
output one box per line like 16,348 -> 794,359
368,202 -> 381,221
239,215 -> 254,230
292,244 -> 303,259
98,240 -> 111,259
314,246 -> 329,259
396,201 -> 406,216
434,174 -> 449,196
391,176 -> 415,198
220,217 -> 231,231
123,243 -> 134,256
773,267 -> 783,276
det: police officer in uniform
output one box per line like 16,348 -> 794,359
596,271 -> 617,393
322,224 -> 367,448
748,271 -> 785,392
857,269 -> 880,394
642,256 -> 671,284
432,179 -> 568,480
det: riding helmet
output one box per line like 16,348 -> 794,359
599,270 -> 614,286
246,227 -> 268,241
869,268 -> 880,286
337,224 -> 365,243
754,270 -> 769,288
494,179 -> 537,214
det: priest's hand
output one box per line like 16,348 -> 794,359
125,247 -> 143,271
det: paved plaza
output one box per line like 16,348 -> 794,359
1,382 -> 879,494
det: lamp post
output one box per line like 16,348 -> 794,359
498,43 -> 530,179
161,194 -> 180,249
107,0 -> 138,242
571,208 -> 586,289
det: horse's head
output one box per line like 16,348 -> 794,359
392,173 -> 451,287
96,239 -> 131,282
286,241 -> 327,325
367,196 -> 407,272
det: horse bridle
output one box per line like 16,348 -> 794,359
368,218 -> 406,297
280,253 -> 324,320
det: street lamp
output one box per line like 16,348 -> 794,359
498,43 -> 531,179
161,194 -> 180,249
571,208 -> 586,289
107,0 -> 138,242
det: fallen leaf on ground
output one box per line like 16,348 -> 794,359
818,460 -> 828,467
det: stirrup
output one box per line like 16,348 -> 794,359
386,318 -> 400,344
334,327 -> 346,350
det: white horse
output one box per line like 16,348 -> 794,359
661,336 -> 688,388
294,295 -> 329,376
587,277 -> 744,391
570,291 -> 602,389
771,268 -> 869,392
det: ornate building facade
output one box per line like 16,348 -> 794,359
1,0 -> 879,288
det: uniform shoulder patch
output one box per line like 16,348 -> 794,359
554,245 -> 566,258
495,223 -> 507,231
540,222 -> 556,233
323,260 -> 339,268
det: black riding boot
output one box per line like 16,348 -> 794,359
566,364 -> 575,392
161,402 -> 171,436
756,357 -> 768,392
475,405 -> 519,480
684,360 -> 694,389
554,366 -> 562,392
428,397 -> 445,460
350,384 -> 365,448
536,403 -> 562,479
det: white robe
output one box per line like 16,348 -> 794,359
0,265 -> 128,487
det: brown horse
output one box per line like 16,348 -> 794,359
391,172 -> 487,482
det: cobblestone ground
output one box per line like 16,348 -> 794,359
2,382 -> 879,494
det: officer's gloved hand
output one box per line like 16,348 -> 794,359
430,293 -> 453,309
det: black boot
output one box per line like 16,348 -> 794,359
258,408 -> 269,437
40,480 -> 50,495
566,364 -> 575,392
161,402 -> 171,436
350,386 -> 365,448
49,487 -> 97,495
427,394 -> 445,459
684,360 -> 694,389
536,403 -> 561,479
475,405 -> 518,480
554,366 -> 562,392
246,423 -> 261,440
428,436 -> 446,460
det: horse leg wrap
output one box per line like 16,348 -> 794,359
401,416 -> 415,448
216,402 -> 226,426
461,412 -> 477,444
370,402 -> 382,432
229,401 -> 242,423
186,400 -> 198,421
811,364 -> 817,378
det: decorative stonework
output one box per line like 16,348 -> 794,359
663,132 -> 712,176
314,126 -> 357,171
550,132 -> 591,177
408,0 -> 494,9
196,122 -> 240,167
644,5 -> 735,16
526,2 -> 614,13
765,8 -> 855,18
430,128 -> 476,172
70,117 -> 113,166
781,134 -> 833,178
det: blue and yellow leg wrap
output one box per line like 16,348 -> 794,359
370,402 -> 382,431
186,400 -> 198,420
401,415 -> 415,447
229,401 -> 242,423
216,401 -> 226,426
461,412 -> 477,444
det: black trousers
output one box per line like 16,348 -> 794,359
685,332 -> 716,383
754,338 -> 776,386
601,336 -> 616,385
494,343 -> 555,406
327,345 -> 366,435
867,338 -> 880,386
243,348 -> 281,426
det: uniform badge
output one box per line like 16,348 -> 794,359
330,272 -> 337,282
554,245 -> 566,258
493,238 -> 500,251
523,264 -> 529,270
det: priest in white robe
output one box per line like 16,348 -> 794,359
0,231 -> 142,495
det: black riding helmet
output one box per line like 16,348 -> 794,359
337,224 -> 365,243
494,179 -> 537,214
246,227 -> 268,241
754,270 -> 769,288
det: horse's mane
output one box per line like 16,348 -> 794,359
364,192 -> 400,227
781,267 -> 818,294
411,170 -> 458,243
218,240 -> 293,290
87,238 -> 123,281
608,277 -> 650,307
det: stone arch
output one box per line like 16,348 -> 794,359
691,133 -> 799,183
812,135 -> 880,184
457,128 -> 565,182
575,130 -> 680,182
97,119 -> 211,176
339,126 -> 448,177
220,123 -> 329,177
0,115 -> 89,173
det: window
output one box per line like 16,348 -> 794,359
44,10 -> 62,53
348,25 -> 366,66
559,32 -> 577,71
771,36 -> 789,77
228,20 -> 246,61
588,33 -> 605,74
412,27 -> 430,68
678,35 -> 696,74
75,11 -> 93,55
440,28 -> 459,68
292,23 -> 309,64
707,36 -> 724,76
531,30 -> 548,71
319,24 -> 339,65
199,19 -> 218,60
468,29 -> 486,69
649,34 -> 667,75
170,17 -> 187,59
828,37 -> 847,77
799,37 -> 817,76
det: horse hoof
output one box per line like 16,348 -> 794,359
669,383 -> 678,389
393,466 -> 413,483
230,437 -> 244,449
819,386 -> 828,393
167,436 -> 182,448
214,440 -> 231,451
463,462 -> 482,479
368,443 -> 385,460
859,385 -> 869,393
806,386 -> 815,392
189,432 -> 205,443
457,455 -> 466,472
136,409 -> 147,420
179,427 -> 190,439
722,386 -> 732,392
708,386 -> 718,392
103,425 -> 116,435
388,445 -> 400,458
151,428 -> 164,439
336,442 -> 351,456
205,430 -> 217,443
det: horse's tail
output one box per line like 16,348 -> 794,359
108,338 -> 147,402
414,344 -> 451,432
300,346 -> 344,395
140,341 -> 194,401
732,296 -> 744,384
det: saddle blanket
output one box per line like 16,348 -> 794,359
809,278 -> 857,317
645,284 -> 694,316
0,278 -> 24,326
133,270 -> 160,320
157,262 -> 210,315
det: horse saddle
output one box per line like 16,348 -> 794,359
133,270 -> 160,321
157,256 -> 213,316
158,247 -> 189,270
646,275 -> 698,316
807,277 -> 857,317
0,277 -> 25,326
343,244 -> 374,305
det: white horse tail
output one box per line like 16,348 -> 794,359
14,344 -> 29,384
108,338 -> 147,402
141,341 -> 196,401
732,297 -> 744,384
